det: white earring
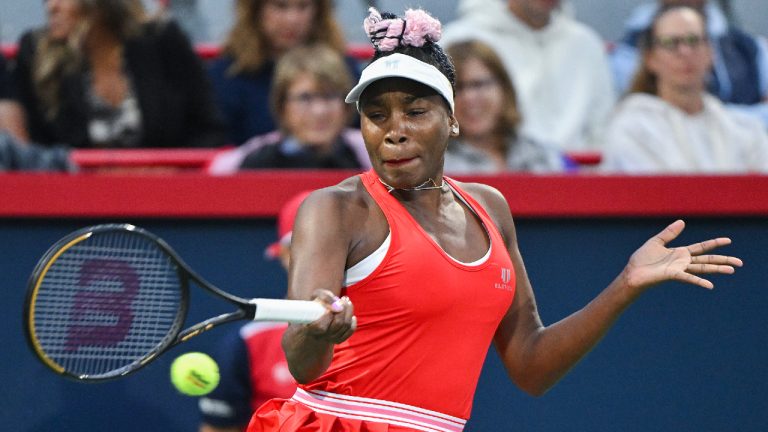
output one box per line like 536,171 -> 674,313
451,124 -> 460,135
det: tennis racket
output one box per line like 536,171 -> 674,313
23,223 -> 325,382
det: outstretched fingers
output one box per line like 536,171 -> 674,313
640,221 -> 742,291
687,263 -> 735,275
690,253 -> 743,267
681,252 -> 742,289
673,270 -> 715,290
653,219 -> 686,246
686,237 -> 734,256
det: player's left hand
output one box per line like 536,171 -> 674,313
623,220 -> 743,292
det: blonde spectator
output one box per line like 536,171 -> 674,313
208,0 -> 360,145
12,0 -> 225,149
444,40 -> 565,174
601,5 -> 768,173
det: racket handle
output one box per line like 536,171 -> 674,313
250,299 -> 326,323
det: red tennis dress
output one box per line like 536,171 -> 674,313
248,170 -> 516,431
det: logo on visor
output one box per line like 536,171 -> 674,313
383,58 -> 401,69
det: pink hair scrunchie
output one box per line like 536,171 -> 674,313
363,7 -> 442,52
402,9 -> 442,47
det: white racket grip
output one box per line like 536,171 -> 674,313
250,299 -> 326,323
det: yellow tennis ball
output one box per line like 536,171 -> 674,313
170,352 -> 220,396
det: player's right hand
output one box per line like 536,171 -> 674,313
307,289 -> 357,344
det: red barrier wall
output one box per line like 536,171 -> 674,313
2,172 -> 766,218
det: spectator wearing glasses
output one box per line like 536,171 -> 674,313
610,0 -> 768,128
443,39 -> 565,174
601,5 -> 768,173
207,44 -> 369,173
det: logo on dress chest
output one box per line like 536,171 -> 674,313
494,267 -> 514,291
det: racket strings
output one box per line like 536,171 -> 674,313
31,231 -> 183,378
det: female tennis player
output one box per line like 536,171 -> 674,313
248,8 -> 742,432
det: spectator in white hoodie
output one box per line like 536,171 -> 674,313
601,5 -> 768,174
441,0 -> 616,153
610,0 -> 768,128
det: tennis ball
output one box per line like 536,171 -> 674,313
170,352 -> 220,396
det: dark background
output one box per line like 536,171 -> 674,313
1,216 -> 765,431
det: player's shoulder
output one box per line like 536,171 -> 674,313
299,175 -> 373,225
304,175 -> 368,208
452,179 -> 514,224
452,180 -> 507,207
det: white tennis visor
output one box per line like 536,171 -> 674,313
345,53 -> 455,113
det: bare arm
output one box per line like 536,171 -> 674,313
469,186 -> 742,396
281,186 -> 359,383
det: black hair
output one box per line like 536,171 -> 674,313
368,11 -> 456,89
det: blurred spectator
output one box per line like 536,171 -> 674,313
12,0 -> 226,149
0,52 -> 30,142
208,44 -> 369,173
441,0 -> 616,153
0,53 -> 9,98
161,0 -> 209,43
0,132 -> 73,171
610,0 -> 768,127
601,6 -> 768,173
0,51 -> 12,132
1,51 -> 73,171
208,0 -> 360,146
198,191 -> 310,432
444,40 -> 565,174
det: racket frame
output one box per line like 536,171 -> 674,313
23,223 -> 258,381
